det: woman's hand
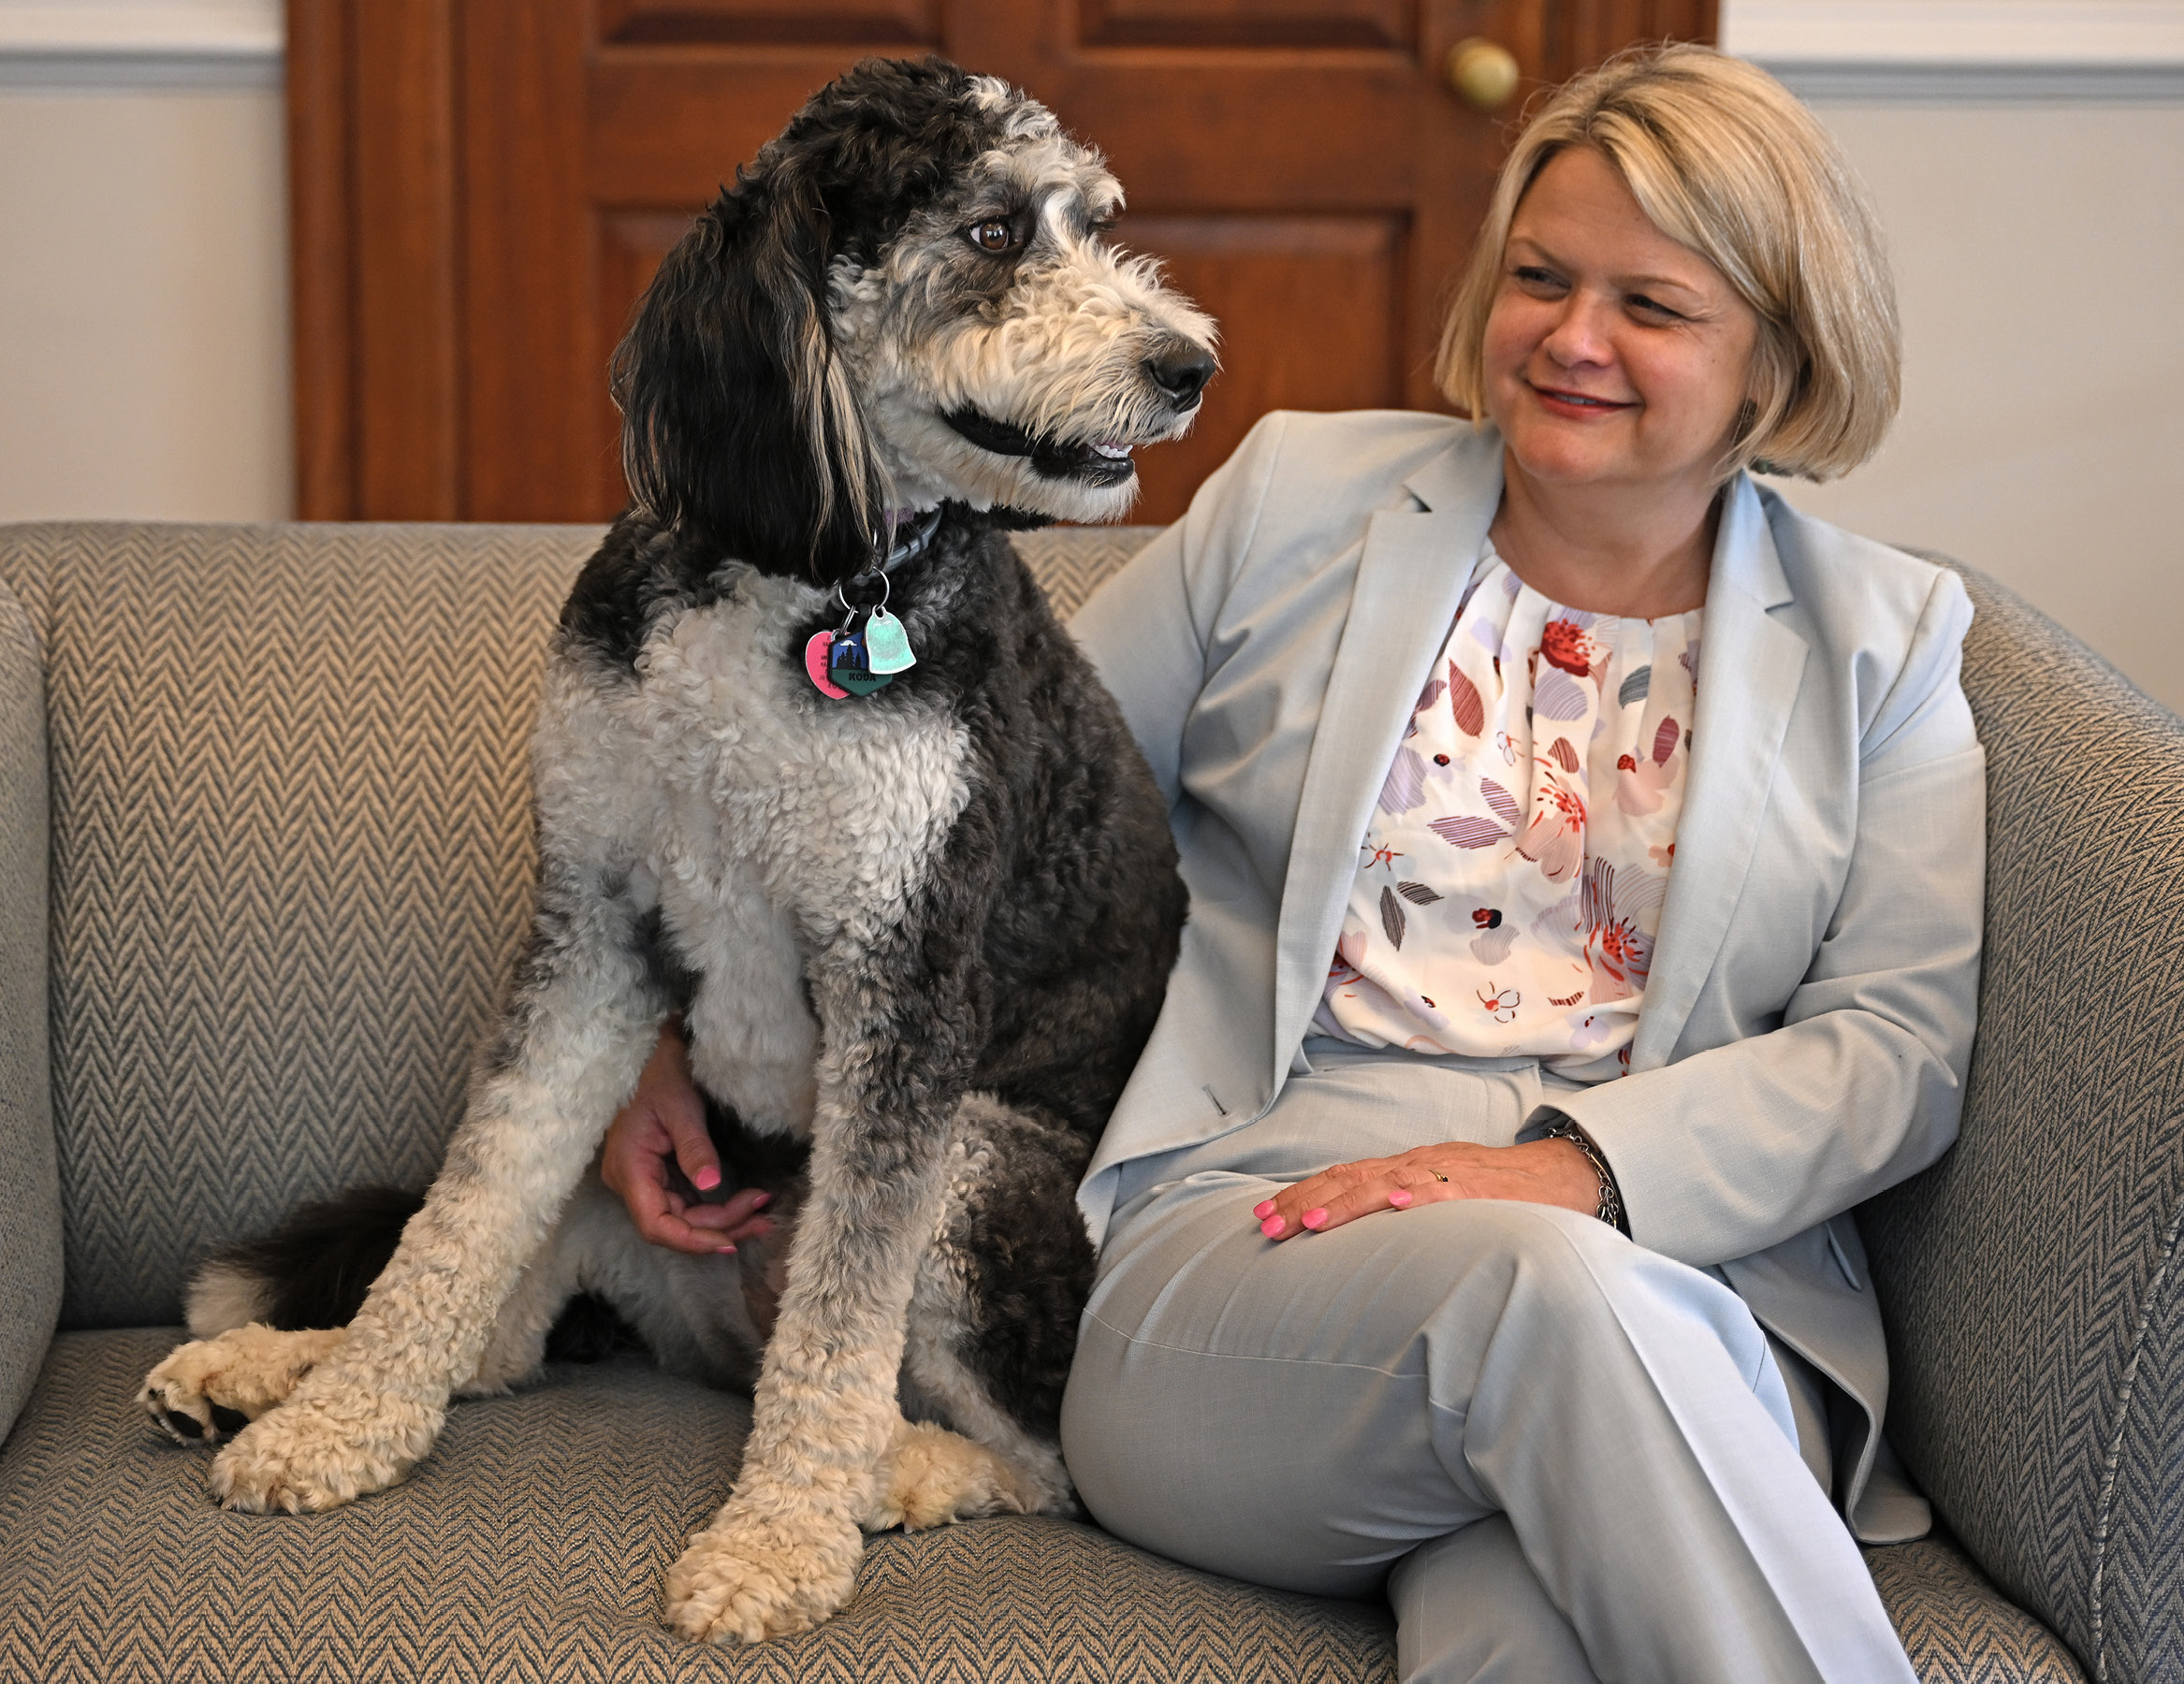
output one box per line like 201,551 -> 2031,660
1253,1139 -> 1600,1241
601,1023 -> 776,1256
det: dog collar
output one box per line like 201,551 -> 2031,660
876,506 -> 944,573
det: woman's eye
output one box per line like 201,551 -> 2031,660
969,220 -> 1019,254
1629,294 -> 1682,320
1512,266 -> 1565,292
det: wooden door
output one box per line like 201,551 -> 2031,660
290,0 -> 1714,527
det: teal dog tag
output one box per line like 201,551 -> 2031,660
864,607 -> 916,675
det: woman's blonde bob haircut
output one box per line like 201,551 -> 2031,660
1436,44 -> 1900,483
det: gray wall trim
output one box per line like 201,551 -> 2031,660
1760,58 -> 2184,103
0,47 -> 279,93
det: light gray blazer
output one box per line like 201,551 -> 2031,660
1068,410 -> 1985,1540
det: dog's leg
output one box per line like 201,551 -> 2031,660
663,940 -> 979,1643
201,851 -> 666,1515
456,1184 -> 594,1398
886,1093 -> 1088,1521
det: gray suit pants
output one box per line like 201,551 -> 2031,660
1060,1053 -> 1915,1682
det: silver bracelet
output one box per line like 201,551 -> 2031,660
1539,1117 -> 1626,1235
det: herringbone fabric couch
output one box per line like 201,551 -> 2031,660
0,521 -> 2174,1683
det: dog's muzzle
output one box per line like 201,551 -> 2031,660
944,336 -> 1216,486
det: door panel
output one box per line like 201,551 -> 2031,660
290,0 -> 1715,524
1077,1 -> 1415,51
1121,213 -> 1411,521
597,2 -> 945,47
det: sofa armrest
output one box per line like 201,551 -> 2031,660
1860,559 -> 2182,1684
0,572 -> 59,1444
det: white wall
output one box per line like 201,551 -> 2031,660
0,85 -> 289,524
1749,100 -> 2184,717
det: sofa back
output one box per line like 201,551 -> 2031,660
0,520 -> 1155,1337
1860,560 -> 2182,1684
0,524 -> 598,1331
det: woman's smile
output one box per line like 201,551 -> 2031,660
1527,385 -> 1638,419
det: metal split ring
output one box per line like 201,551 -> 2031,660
833,570 -> 892,627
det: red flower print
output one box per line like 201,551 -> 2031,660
1540,618 -> 1594,677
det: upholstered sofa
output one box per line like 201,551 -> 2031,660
0,520 -> 2175,1684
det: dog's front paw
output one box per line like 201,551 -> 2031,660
208,1385 -> 441,1514
138,1325 -> 348,1446
664,1508 -> 864,1644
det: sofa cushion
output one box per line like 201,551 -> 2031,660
0,1330 -> 1398,1683
2,1331 -> 2093,1683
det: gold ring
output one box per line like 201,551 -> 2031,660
1433,1171 -> 1449,1183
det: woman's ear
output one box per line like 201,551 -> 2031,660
610,161 -> 883,583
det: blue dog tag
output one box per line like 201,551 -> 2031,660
828,630 -> 892,696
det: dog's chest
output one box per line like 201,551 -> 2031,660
623,573 -> 972,949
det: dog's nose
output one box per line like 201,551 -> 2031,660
1145,342 -> 1216,409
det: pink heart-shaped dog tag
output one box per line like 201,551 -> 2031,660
805,631 -> 850,698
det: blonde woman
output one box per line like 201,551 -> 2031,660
608,45 -> 1974,1681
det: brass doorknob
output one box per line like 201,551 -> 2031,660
1446,37 -> 1521,111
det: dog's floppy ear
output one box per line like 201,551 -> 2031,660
612,154 -> 883,585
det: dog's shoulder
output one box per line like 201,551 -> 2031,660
556,512 -> 722,678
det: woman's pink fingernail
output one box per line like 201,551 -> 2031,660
1253,1199 -> 1276,1219
717,1244 -> 736,1255
1259,1215 -> 1285,1238
751,1192 -> 772,1209
694,1167 -> 721,1192
1389,1188 -> 1414,1209
1302,1208 -> 1329,1230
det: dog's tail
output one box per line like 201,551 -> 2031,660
183,1185 -> 421,1338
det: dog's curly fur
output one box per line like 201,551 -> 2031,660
138,56 -> 1206,1644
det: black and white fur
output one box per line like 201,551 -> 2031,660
138,57 -> 1204,1645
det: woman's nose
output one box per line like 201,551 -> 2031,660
1539,295 -> 1612,367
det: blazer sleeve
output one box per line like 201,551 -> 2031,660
1538,568 -> 1986,1269
1067,413 -> 1291,806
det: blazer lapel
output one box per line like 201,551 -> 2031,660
1629,476 -> 1809,1070
1267,443 -> 1503,1094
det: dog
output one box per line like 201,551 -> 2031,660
136,55 -> 1207,1645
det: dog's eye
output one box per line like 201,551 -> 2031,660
968,220 -> 1019,254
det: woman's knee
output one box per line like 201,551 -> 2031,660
1407,1199 -> 1770,1381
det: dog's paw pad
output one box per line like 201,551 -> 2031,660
157,1406 -> 207,1443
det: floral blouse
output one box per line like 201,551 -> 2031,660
1312,545 -> 1701,1082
